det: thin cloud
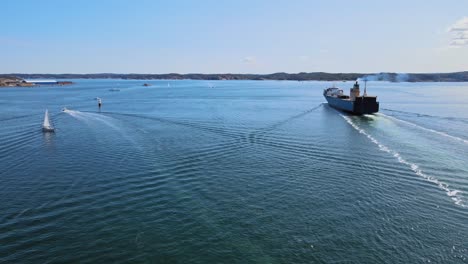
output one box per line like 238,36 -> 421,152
242,56 -> 256,64
448,17 -> 468,47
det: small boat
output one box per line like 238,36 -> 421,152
42,109 -> 55,132
62,107 -> 68,112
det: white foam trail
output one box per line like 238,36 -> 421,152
63,109 -> 89,122
81,112 -> 120,130
64,110 -> 117,129
63,110 -> 141,149
379,113 -> 468,145
341,114 -> 466,208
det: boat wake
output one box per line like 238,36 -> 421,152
0,114 -> 40,122
250,103 -> 323,137
62,109 -> 140,148
62,109 -> 88,122
63,109 -> 119,129
382,108 -> 468,124
378,113 -> 468,145
341,114 -> 466,208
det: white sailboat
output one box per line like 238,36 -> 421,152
42,109 -> 55,132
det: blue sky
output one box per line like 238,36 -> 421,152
1,0 -> 467,73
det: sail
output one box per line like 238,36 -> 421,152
43,109 -> 51,128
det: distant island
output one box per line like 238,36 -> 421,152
1,71 -> 468,83
0,76 -> 73,87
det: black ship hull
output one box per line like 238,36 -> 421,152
324,95 -> 379,115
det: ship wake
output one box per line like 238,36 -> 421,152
341,114 -> 466,208
381,108 -> 468,125
378,113 -> 468,145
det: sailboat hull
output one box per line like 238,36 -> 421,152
42,127 -> 55,132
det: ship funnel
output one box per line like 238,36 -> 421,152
364,80 -> 367,96
350,81 -> 360,101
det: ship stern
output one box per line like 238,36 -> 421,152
353,97 -> 379,114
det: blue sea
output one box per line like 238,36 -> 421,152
1,80 -> 467,263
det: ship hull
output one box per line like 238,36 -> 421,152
324,95 -> 379,115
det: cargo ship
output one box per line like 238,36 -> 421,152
323,81 -> 379,115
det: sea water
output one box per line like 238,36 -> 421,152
0,80 -> 467,263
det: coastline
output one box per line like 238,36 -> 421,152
2,71 -> 468,82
